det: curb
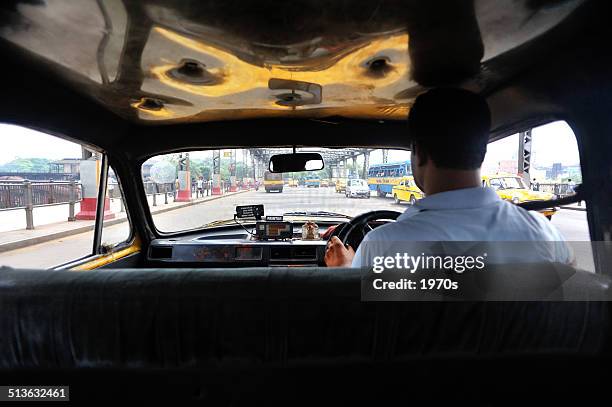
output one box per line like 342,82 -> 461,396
0,190 -> 249,253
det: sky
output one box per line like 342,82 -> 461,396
0,120 -> 580,169
482,121 -> 580,170
0,124 -> 82,164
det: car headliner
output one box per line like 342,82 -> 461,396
0,0 -> 609,160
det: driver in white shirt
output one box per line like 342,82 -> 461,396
325,88 -> 574,268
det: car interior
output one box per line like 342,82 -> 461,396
1,0 -> 612,403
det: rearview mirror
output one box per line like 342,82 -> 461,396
268,153 -> 324,173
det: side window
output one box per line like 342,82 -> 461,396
483,120 -> 592,271
489,179 -> 502,190
100,167 -> 131,252
0,124 -> 104,268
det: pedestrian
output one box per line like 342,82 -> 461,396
531,178 -> 539,191
196,176 -> 204,198
567,178 -> 581,206
175,177 -> 180,198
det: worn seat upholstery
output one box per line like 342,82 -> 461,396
1,266 -> 611,402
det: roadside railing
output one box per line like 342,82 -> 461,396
0,179 -> 248,231
0,180 -> 82,230
143,182 -> 175,207
538,183 -> 577,198
141,180 -> 243,206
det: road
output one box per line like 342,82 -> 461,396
0,186 -> 593,269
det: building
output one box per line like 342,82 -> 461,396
49,158 -> 80,175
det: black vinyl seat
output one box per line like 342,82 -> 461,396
1,266 -> 611,403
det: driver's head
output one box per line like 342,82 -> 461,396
408,88 -> 491,190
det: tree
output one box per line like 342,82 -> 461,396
0,158 -> 52,172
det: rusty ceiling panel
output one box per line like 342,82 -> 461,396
0,0 -> 584,124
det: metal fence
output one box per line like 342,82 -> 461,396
0,172 -> 77,181
142,182 -> 175,195
141,180 -> 237,206
0,181 -> 82,230
538,183 -> 577,197
0,181 -> 81,210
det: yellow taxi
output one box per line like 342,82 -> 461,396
288,179 -> 299,187
391,176 -> 424,205
482,174 -> 557,219
335,178 -> 347,193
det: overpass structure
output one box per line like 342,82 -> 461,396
202,134 -> 534,185
247,148 -> 379,180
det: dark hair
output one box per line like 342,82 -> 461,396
408,87 -> 491,170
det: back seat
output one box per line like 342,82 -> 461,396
1,266 -> 611,403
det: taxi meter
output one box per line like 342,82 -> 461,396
235,205 -> 292,240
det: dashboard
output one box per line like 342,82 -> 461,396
147,223 -> 338,267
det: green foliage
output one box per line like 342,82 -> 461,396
188,158 -> 247,181
0,158 -> 52,172
189,159 -> 211,180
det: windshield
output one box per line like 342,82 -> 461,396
499,177 -> 526,189
141,148 -> 412,232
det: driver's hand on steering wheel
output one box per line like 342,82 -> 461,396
325,236 -> 355,267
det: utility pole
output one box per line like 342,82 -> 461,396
229,149 -> 238,192
242,149 -> 247,187
251,150 -> 256,181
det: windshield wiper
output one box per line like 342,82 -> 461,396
282,211 -> 351,218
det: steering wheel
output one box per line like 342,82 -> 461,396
332,210 -> 402,250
